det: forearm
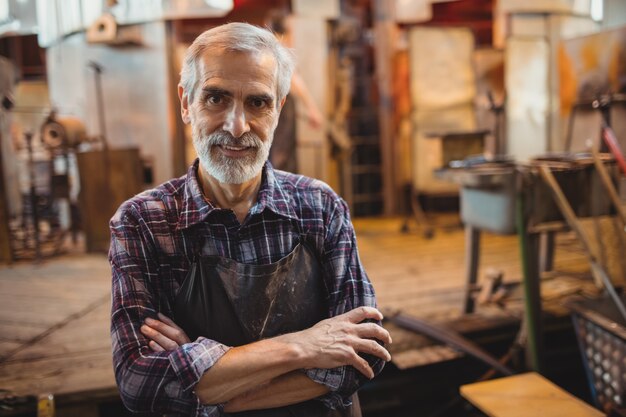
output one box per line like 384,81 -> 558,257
194,308 -> 390,406
223,371 -> 329,412
194,335 -> 305,405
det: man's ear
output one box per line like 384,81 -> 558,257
278,96 -> 287,110
178,84 -> 190,124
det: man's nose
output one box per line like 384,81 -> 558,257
223,102 -> 250,138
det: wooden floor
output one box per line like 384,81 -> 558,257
0,216 -> 599,413
355,216 -> 595,320
0,252 -> 115,411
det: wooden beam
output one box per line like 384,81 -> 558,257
373,0 -> 399,215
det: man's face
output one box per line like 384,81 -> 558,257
179,50 -> 283,184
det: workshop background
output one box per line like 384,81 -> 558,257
1,0 -> 626,416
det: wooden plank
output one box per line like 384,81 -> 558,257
0,340 -> 22,353
460,372 -> 605,417
0,350 -> 116,398
0,321 -> 48,343
1,293 -> 109,362
10,301 -> 111,362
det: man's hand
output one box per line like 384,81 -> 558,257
141,313 -> 190,351
277,306 -> 392,379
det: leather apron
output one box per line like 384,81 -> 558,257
172,237 -> 360,417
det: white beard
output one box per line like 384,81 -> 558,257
193,128 -> 272,184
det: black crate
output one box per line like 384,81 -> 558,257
569,295 -> 626,413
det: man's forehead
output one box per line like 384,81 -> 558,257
196,49 -> 278,91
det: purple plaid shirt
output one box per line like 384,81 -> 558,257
109,160 -> 383,416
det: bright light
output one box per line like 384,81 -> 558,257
204,0 -> 233,10
0,0 -> 9,22
591,0 -> 603,22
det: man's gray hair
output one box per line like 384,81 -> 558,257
180,22 -> 296,106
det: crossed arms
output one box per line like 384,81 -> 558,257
141,308 -> 391,412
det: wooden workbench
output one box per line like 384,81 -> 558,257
461,372 -> 605,417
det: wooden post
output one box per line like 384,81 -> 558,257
372,0 -> 398,215
0,127 -> 13,263
463,226 -> 481,314
166,21 -> 188,177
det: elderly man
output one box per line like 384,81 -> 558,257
109,22 -> 391,417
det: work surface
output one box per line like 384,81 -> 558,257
461,372 -> 605,417
0,217 -> 594,408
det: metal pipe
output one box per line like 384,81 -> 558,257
386,310 -> 514,376
516,185 -> 544,372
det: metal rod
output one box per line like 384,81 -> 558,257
601,123 -> 626,175
592,149 -> 626,226
386,311 -> 514,376
516,187 -> 544,372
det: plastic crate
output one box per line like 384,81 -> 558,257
569,295 -> 626,413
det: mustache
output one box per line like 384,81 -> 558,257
205,130 -> 262,148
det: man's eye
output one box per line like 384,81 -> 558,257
250,98 -> 267,109
207,95 -> 223,105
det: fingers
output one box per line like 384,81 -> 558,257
354,322 -> 393,346
348,351 -> 375,379
344,307 -> 384,323
149,340 -> 165,352
157,312 -> 185,333
352,337 -> 392,362
140,323 -> 179,350
144,316 -> 191,345
345,337 -> 391,379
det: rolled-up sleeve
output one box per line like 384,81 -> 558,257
305,195 -> 385,409
109,204 -> 231,415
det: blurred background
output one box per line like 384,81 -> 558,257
1,1 -> 626,416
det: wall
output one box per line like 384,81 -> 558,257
408,26 -> 477,194
501,1 -> 601,160
603,0 -> 626,30
46,21 -> 174,185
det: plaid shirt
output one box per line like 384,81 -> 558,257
109,160 -> 382,416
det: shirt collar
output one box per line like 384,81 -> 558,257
177,160 -> 298,231
251,161 -> 299,221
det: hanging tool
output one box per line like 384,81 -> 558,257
538,165 -> 626,323
86,61 -> 112,209
385,309 -> 514,376
87,61 -> 109,151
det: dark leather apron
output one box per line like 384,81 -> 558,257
172,238 -> 360,417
